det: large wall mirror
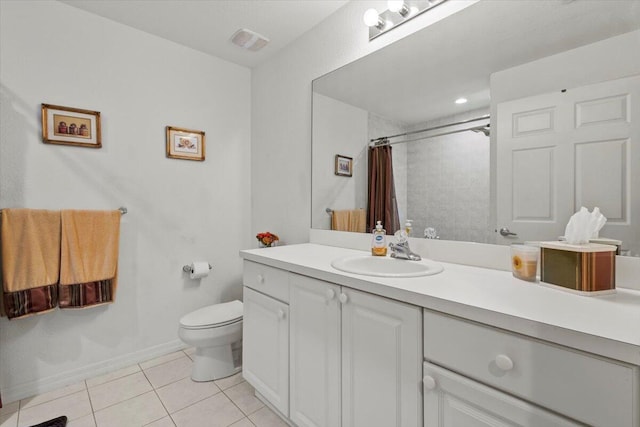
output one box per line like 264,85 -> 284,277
312,0 -> 640,256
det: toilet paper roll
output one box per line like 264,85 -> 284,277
190,261 -> 210,279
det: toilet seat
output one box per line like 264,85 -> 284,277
180,300 -> 243,330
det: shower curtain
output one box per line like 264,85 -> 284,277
367,145 -> 400,235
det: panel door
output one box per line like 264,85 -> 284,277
243,286 -> 289,416
341,288 -> 422,427
423,363 -> 580,427
496,75 -> 639,253
289,274 -> 341,427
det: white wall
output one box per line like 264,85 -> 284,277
0,1 -> 251,402
251,0 -> 478,244
311,94 -> 368,229
490,30 -> 640,105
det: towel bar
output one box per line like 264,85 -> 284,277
0,206 -> 128,214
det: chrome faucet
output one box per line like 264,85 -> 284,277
389,238 -> 422,261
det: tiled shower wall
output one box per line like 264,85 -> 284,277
405,109 -> 492,242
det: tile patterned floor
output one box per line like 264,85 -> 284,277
0,349 -> 288,427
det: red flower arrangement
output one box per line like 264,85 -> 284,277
256,232 -> 279,247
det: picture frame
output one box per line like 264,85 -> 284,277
335,154 -> 353,177
166,126 -> 205,161
41,103 -> 101,148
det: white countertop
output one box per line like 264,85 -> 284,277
240,243 -> 640,365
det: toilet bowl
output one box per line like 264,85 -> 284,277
178,300 -> 243,382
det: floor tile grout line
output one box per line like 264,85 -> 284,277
84,379 -> 99,427
18,381 -> 88,413
141,366 -> 172,424
139,351 -> 191,372
221,381 -> 264,419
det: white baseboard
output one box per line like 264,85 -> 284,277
2,339 -> 186,404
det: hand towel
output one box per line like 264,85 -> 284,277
331,210 -> 350,231
1,209 -> 61,319
350,209 -> 367,233
331,209 -> 367,233
59,210 -> 121,309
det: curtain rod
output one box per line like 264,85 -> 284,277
371,125 -> 489,147
369,114 -> 490,145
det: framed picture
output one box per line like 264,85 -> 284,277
166,126 -> 205,161
41,104 -> 101,148
335,154 -> 353,177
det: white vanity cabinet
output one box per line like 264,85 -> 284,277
289,273 -> 423,427
423,309 -> 640,427
242,262 -> 290,417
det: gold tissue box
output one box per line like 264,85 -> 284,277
539,242 -> 616,295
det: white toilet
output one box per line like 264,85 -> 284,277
178,300 -> 243,382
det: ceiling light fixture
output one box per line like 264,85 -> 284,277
230,28 -> 269,52
455,97 -> 468,104
363,8 -> 385,30
365,0 -> 448,41
388,1 -> 410,17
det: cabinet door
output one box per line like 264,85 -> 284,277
341,288 -> 422,427
423,362 -> 580,427
289,275 -> 341,427
243,286 -> 289,416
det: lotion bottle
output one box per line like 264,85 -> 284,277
371,221 -> 387,256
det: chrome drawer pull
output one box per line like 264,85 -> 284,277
256,274 -> 264,284
339,293 -> 348,304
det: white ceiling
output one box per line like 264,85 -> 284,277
59,0 -> 349,68
313,0 -> 640,124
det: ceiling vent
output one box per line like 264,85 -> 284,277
230,29 -> 269,52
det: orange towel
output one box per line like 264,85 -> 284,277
59,210 -> 121,309
1,209 -> 61,319
350,209 -> 366,233
331,209 -> 366,233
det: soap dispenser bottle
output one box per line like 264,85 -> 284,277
371,221 -> 387,256
404,219 -> 413,237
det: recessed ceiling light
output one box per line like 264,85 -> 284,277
455,97 -> 468,104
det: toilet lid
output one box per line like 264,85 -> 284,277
180,300 -> 243,329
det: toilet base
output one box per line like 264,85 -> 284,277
191,340 -> 242,382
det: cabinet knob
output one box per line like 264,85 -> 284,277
277,309 -> 285,320
326,288 -> 336,300
495,354 -> 514,371
423,375 -> 437,390
339,293 -> 348,304
256,274 -> 264,284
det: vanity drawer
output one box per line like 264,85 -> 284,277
423,309 -> 639,427
243,260 -> 289,303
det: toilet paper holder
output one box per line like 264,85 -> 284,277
182,263 -> 213,273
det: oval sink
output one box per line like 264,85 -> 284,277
331,255 -> 444,278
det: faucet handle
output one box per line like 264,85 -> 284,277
394,229 -> 408,243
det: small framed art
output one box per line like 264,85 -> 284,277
41,103 -> 101,148
166,126 -> 205,161
335,154 -> 353,177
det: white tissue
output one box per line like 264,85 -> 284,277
564,207 -> 607,245
190,261 -> 210,279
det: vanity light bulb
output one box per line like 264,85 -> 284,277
363,8 -> 381,27
388,0 -> 405,13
